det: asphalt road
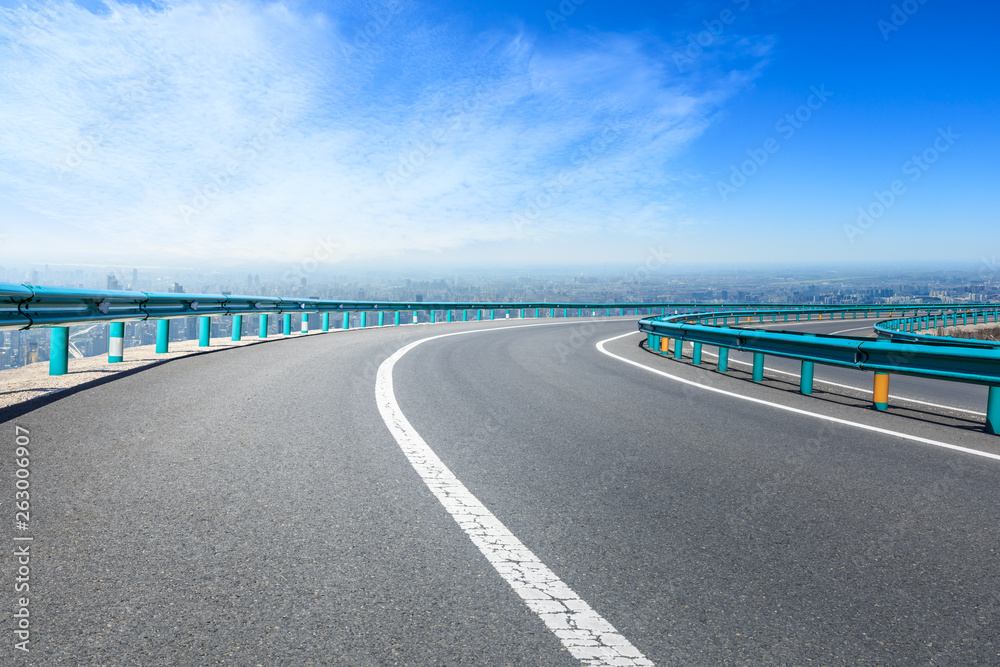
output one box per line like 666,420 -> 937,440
3,317 -> 1000,665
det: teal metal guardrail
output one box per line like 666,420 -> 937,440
875,307 -> 1000,347
638,305 -> 1000,434
2,281 -> 889,377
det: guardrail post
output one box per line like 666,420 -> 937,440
199,316 -> 211,346
784,313 -> 788,322
795,313 -> 800,321
448,310 -> 454,322
647,333 -> 657,350
232,315 -> 242,342
477,310 -> 483,321
322,313 -> 330,331
158,319 -> 171,351
752,353 -> 764,381
692,342 -> 702,365
258,314 -> 269,339
535,308 -> 540,318
800,360 -> 814,395
379,312 -> 385,326
673,339 -> 683,360
987,386 -> 1000,435
606,308 -> 611,317
49,327 -> 69,376
109,322 -> 124,363
490,310 -> 495,320
394,311 -> 400,326
430,311 -> 436,324
343,313 -> 350,330
282,314 -> 291,336
300,313 -> 308,334
461,310 -> 467,322
873,372 -> 890,411
361,312 -> 368,328
659,337 -> 669,355
963,313 -> 968,325
718,347 -> 729,372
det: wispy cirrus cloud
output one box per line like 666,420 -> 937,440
0,0 -> 771,265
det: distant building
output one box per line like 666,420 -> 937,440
107,273 -> 121,290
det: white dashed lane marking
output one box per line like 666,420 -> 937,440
376,323 -> 653,667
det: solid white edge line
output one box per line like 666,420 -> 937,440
598,332 -> 1000,462
376,322 -> 653,667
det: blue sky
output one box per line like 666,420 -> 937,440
0,0 -> 997,270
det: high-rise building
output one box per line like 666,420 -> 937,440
107,273 -> 121,290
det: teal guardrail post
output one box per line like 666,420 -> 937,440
282,313 -> 291,336
448,310 -> 454,322
379,312 -> 385,326
771,314 -> 776,323
430,311 -> 436,324
157,319 -> 170,351
258,314 -> 268,339
300,313 -> 309,334
322,313 -> 330,331
873,372 -> 890,410
647,333 -> 657,350
987,386 -> 1000,435
477,310 -> 483,321
718,346 -> 729,372
232,315 -> 242,341
199,316 -> 211,346
795,313 -> 800,322
606,308 -> 611,317
109,322 -> 124,363
807,312 -> 812,321
394,311 -> 400,326
784,313 -> 788,323
963,313 -> 968,325
361,312 -> 368,328
535,308 -> 540,318
692,342 -> 702,365
49,326 -> 69,376
752,353 -> 764,381
343,313 -> 350,330
673,339 -> 683,360
462,310 -> 468,322
800,360 -> 814,395
491,310 -> 496,320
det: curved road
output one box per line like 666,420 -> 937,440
3,318 -> 1000,664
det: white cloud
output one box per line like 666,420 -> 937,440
0,0 -> 770,266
